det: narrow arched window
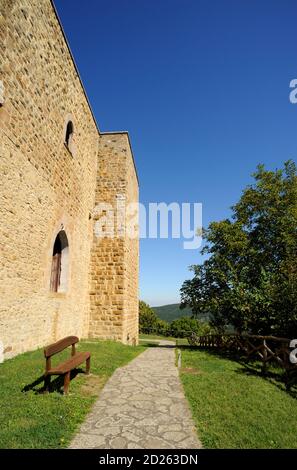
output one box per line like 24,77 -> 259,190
65,120 -> 74,148
50,230 -> 69,293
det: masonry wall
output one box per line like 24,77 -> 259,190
0,0 -> 99,358
123,147 -> 139,345
89,133 -> 139,345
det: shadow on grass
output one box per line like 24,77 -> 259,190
138,342 -> 160,348
178,345 -> 297,399
22,368 -> 85,395
139,341 -> 176,349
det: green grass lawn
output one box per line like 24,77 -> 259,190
0,340 -> 146,449
180,348 -> 297,449
139,333 -> 189,345
139,333 -> 177,342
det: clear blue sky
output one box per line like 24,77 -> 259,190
54,0 -> 297,306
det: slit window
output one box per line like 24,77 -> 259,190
65,120 -> 74,149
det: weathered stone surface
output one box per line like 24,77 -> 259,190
89,133 -> 139,345
0,0 -> 139,358
70,342 -> 202,449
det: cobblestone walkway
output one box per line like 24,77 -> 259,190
69,341 -> 202,449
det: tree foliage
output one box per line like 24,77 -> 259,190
180,161 -> 297,337
170,316 -> 212,338
139,301 -> 160,334
139,301 -> 210,337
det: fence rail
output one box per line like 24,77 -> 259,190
187,333 -> 297,389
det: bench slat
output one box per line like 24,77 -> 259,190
44,336 -> 79,358
46,351 -> 90,375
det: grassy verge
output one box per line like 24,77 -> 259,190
0,340 -> 146,449
139,333 -> 177,342
180,348 -> 297,448
139,334 -> 188,345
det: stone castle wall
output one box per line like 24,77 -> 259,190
0,0 -> 139,358
122,141 -> 139,345
89,133 -> 139,345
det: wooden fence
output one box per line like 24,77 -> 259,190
187,333 -> 297,389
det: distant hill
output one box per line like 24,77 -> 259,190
152,303 -> 210,323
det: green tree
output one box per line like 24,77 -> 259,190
139,301 -> 159,334
170,316 -> 212,338
156,318 -> 170,337
181,161 -> 297,337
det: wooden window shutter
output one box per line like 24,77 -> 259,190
50,252 -> 62,292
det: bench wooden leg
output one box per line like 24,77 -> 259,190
86,356 -> 90,375
63,371 -> 71,395
44,374 -> 50,393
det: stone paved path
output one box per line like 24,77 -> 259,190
69,341 -> 202,449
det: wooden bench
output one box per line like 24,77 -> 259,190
44,336 -> 90,394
